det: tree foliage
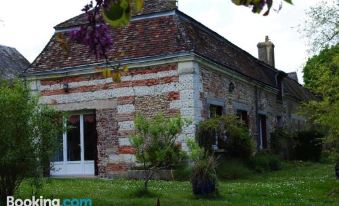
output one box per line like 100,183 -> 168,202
0,80 -> 64,203
130,114 -> 187,191
301,45 -> 339,163
303,44 -> 339,95
300,0 -> 339,54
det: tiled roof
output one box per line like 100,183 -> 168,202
28,9 -> 313,101
55,0 -> 177,30
31,14 -> 188,72
0,45 -> 30,79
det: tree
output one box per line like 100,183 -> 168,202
301,45 -> 339,163
303,44 -> 339,94
300,0 -> 339,54
130,114 -> 187,192
0,80 -> 64,204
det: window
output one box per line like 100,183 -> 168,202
237,110 -> 249,127
51,113 -> 98,176
209,104 -> 223,118
276,116 -> 283,128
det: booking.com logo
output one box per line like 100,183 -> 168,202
7,196 -> 92,206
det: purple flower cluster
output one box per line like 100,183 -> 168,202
70,0 -> 113,59
70,24 -> 112,58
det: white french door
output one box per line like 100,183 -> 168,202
51,114 -> 97,176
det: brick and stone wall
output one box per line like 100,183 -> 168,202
198,64 -> 302,148
32,60 -> 305,177
36,63 -> 184,177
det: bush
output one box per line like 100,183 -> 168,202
0,80 -> 64,203
294,129 -> 324,162
249,152 -> 282,173
270,129 -> 295,160
197,115 -> 255,160
270,128 -> 324,162
130,114 -> 188,191
173,162 -> 192,181
216,158 -> 252,180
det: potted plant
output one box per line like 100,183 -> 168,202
191,155 -> 217,195
187,139 -> 218,196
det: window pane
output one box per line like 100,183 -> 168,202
210,105 -> 223,118
84,114 -> 97,161
237,110 -> 249,127
67,115 -> 81,161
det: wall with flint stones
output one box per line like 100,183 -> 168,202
32,62 -> 203,177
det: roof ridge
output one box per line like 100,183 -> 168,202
0,44 -> 16,50
54,8 -> 178,30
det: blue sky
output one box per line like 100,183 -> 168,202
0,0 -> 319,82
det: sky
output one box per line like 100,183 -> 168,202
0,0 -> 319,82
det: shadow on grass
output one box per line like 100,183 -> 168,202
189,190 -> 226,201
129,188 -> 161,198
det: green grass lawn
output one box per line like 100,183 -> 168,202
17,163 -> 339,206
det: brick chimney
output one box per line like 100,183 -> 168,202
257,36 -> 275,67
132,0 -> 178,16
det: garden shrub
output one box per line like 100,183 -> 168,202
187,139 -> 218,196
216,158 -> 252,180
270,128 -> 295,160
130,114 -> 188,191
294,129 -> 324,162
0,80 -> 65,203
197,115 -> 255,160
173,162 -> 192,181
249,152 -> 282,173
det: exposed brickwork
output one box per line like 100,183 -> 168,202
96,109 -> 119,177
40,64 -> 177,86
106,163 -> 130,173
115,113 -> 135,122
41,76 -> 179,96
167,91 -> 180,101
117,96 -> 135,105
119,146 -> 136,155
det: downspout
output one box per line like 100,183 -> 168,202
254,86 -> 260,151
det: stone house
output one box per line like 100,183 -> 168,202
25,0 -> 313,177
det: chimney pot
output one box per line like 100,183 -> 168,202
257,36 -> 275,67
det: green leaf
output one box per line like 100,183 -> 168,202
134,0 -> 144,12
284,0 -> 293,4
102,0 -> 131,28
